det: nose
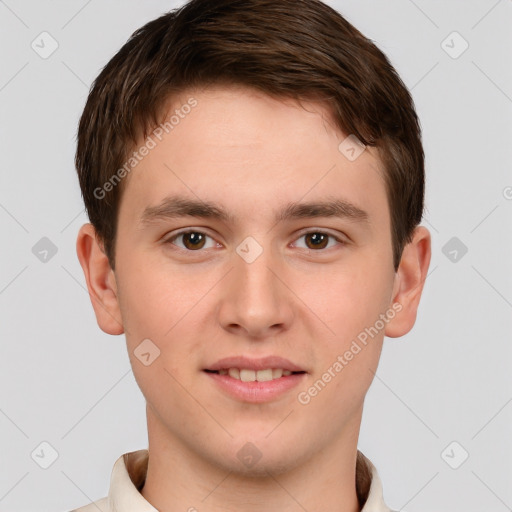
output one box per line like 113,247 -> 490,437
216,244 -> 294,339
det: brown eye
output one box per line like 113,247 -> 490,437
293,231 -> 344,252
304,232 -> 329,250
166,231 -> 216,251
181,232 -> 206,250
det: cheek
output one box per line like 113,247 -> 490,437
304,259 -> 392,344
116,254 -> 205,339
300,347 -> 379,435
116,257 -> 210,377
128,352 -> 195,428
119,280 -> 206,419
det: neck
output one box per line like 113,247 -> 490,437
140,406 -> 365,512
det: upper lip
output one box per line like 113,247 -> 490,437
205,356 -> 306,372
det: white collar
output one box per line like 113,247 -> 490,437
77,449 -> 393,511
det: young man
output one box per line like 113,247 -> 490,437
73,0 -> 431,510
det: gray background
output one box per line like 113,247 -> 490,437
0,1 -> 511,511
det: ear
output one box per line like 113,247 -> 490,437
76,223 -> 124,335
385,226 -> 431,338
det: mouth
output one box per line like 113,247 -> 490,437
204,368 -> 306,382
203,356 -> 307,403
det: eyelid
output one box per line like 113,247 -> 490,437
163,228 -> 220,249
293,227 -> 348,243
290,228 -> 347,251
164,227 -> 347,252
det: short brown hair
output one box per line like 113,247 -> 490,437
75,0 -> 424,271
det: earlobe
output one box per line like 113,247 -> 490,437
384,226 -> 431,338
76,223 -> 124,335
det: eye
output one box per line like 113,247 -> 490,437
165,230 -> 218,251
163,229 -> 345,253
292,231 -> 344,251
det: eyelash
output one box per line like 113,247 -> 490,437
163,229 -> 346,253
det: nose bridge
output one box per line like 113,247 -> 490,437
218,236 -> 293,337
235,237 -> 280,308
238,246 -> 275,296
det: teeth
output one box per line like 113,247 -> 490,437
228,368 -> 240,379
240,369 -> 256,382
219,368 -> 296,381
272,369 -> 283,379
256,369 -> 273,382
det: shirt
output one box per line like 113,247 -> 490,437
71,449 -> 394,512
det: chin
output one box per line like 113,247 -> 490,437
217,436 -> 311,477
224,451 -> 301,478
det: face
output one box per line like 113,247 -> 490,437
91,85 -> 409,474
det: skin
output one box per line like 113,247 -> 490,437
77,84 -> 431,512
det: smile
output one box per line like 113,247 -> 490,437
206,368 -> 305,382
203,356 -> 308,403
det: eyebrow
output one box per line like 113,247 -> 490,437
139,194 -> 369,226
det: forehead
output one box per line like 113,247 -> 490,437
119,85 -> 388,227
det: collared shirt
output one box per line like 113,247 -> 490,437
72,449 -> 394,512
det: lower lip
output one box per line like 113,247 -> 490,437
204,371 -> 306,403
